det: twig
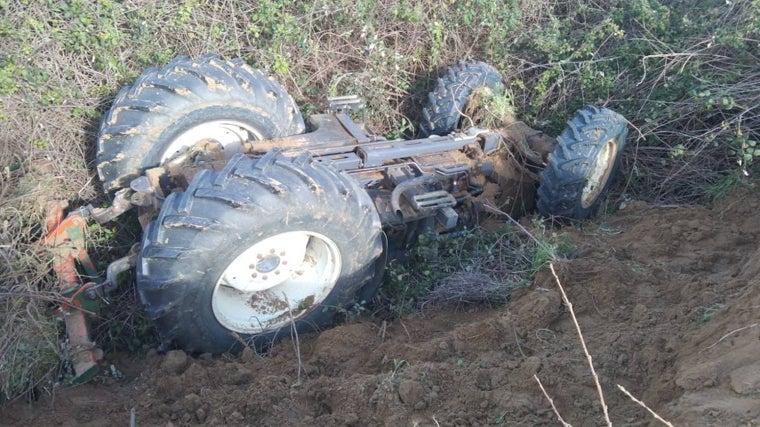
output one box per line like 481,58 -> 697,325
512,324 -> 526,358
703,323 -> 758,351
617,384 -> 674,427
549,263 -> 612,427
534,374 -> 573,427
481,203 -> 542,246
399,320 -> 411,341
289,317 -> 303,385
282,293 -> 304,386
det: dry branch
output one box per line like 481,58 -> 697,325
534,374 -> 573,427
549,263 -> 612,427
617,384 -> 674,427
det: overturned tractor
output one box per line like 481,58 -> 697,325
44,54 -> 628,379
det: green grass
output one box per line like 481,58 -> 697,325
1,0 -> 758,402
376,223 -> 573,318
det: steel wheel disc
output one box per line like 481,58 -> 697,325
211,231 -> 342,334
160,120 -> 264,163
581,138 -> 618,208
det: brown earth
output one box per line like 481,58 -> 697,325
3,189 -> 760,426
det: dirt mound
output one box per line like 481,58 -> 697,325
3,189 -> 760,426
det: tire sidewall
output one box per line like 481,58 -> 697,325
144,104 -> 284,166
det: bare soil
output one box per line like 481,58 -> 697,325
3,189 -> 760,426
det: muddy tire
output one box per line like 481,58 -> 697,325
96,54 -> 305,192
136,151 -> 384,354
537,106 -> 628,219
419,61 -> 502,136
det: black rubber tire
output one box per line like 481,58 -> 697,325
419,61 -> 502,136
136,151 -> 384,354
537,105 -> 628,219
96,54 -> 305,192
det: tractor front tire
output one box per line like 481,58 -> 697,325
96,54 -> 305,192
537,106 -> 628,219
137,152 -> 385,354
419,61 -> 502,136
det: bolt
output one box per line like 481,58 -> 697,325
251,273 -> 258,278
274,270 -> 280,275
280,251 -> 286,256
262,275 -> 268,280
256,253 -> 263,259
249,264 -> 255,269
282,260 -> 288,265
270,248 -> 276,254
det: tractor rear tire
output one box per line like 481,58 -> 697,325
137,151 -> 385,354
96,54 -> 305,192
537,106 -> 628,219
419,61 -> 502,136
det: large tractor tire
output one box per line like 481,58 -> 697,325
419,61 -> 502,136
96,54 -> 305,192
537,106 -> 628,219
137,151 -> 385,354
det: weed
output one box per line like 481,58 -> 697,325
468,85 -> 515,129
694,303 -> 724,326
495,411 -> 508,425
377,358 -> 408,387
377,222 -> 574,317
0,309 -> 60,402
528,219 -> 575,276
707,172 -> 743,201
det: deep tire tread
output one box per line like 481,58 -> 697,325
537,106 -> 628,219
97,54 -> 305,192
419,61 -> 502,136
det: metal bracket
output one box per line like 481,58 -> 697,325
73,188 -> 135,224
411,190 -> 457,212
326,95 -> 365,113
85,244 -> 139,299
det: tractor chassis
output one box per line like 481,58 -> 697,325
45,103 -> 553,380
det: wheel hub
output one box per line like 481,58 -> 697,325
581,138 -> 618,209
211,231 -> 341,334
255,255 -> 281,273
160,120 -> 265,163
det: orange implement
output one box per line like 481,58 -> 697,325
42,201 -> 101,381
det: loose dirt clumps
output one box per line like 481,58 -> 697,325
3,188 -> 760,426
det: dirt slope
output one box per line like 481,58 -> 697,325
3,189 -> 760,426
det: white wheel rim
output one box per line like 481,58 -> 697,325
159,120 -> 265,163
212,231 -> 342,334
581,138 -> 618,208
